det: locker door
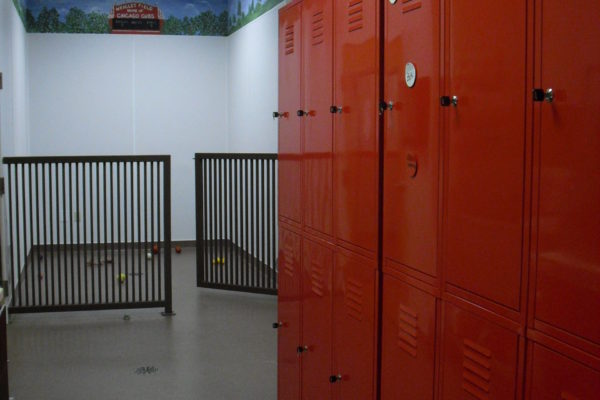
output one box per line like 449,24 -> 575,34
383,0 -> 440,277
278,4 -> 303,225
441,303 -> 519,399
278,228 -> 302,400
301,239 -> 333,400
528,344 -> 600,400
381,275 -> 437,400
302,0 -> 333,238
444,0 -> 527,310
333,251 -> 376,400
533,0 -> 600,347
333,0 -> 380,254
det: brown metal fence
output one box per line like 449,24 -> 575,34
2,155 -> 173,314
195,153 -> 278,295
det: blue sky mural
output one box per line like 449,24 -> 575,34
12,0 -> 284,35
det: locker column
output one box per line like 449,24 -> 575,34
526,0 -> 600,397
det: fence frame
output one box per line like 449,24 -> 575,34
2,155 -> 173,315
195,153 -> 278,295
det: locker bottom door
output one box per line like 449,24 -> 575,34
301,238 -> 333,400
381,275 -> 437,399
441,302 -> 519,399
528,343 -> 600,400
333,250 -> 377,400
278,229 -> 302,400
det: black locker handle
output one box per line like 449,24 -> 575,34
272,322 -> 282,329
329,374 -> 342,383
440,96 -> 451,107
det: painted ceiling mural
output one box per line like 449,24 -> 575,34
11,0 -> 284,35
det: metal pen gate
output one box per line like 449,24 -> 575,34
2,156 -> 173,314
195,154 -> 278,295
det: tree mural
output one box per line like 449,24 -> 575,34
11,0 -> 283,36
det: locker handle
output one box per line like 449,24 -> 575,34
441,96 -> 458,107
273,111 -> 284,119
451,96 -> 458,107
379,101 -> 394,114
533,88 -> 554,103
272,322 -> 282,329
330,106 -> 343,114
329,374 -> 342,383
297,345 -> 308,354
297,110 -> 309,117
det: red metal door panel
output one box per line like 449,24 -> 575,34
278,228 -> 302,400
441,302 -> 519,399
444,0 -> 527,310
278,4 -> 303,225
528,344 -> 600,400
533,0 -> 600,347
301,239 -> 333,400
302,0 -> 333,238
333,250 -> 376,400
333,0 -> 379,254
381,275 -> 437,400
383,0 -> 440,277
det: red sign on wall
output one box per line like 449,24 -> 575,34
109,2 -> 164,34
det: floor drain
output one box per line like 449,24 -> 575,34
135,366 -> 158,375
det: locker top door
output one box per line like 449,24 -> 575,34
533,0 -> 600,347
444,0 -> 528,311
302,0 -> 334,238
383,0 -> 440,278
333,0 -> 380,256
278,3 -> 303,224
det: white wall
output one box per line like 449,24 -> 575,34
227,4 -> 280,153
27,34 -> 230,241
0,0 -> 29,157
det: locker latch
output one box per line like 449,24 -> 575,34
329,374 -> 342,383
273,111 -> 286,119
297,110 -> 309,117
272,322 -> 283,329
379,101 -> 394,114
532,88 -> 554,103
440,96 -> 458,107
296,345 -> 308,354
330,106 -> 343,114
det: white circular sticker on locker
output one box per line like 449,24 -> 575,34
405,62 -> 416,88
389,0 -> 398,4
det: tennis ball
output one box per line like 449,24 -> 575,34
118,273 -> 126,283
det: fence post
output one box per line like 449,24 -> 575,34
161,156 -> 175,316
195,155 -> 204,287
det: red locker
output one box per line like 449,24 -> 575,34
333,0 -> 380,255
278,227 -> 302,400
441,303 -> 520,399
381,275 -> 437,400
333,249 -> 377,400
527,344 -> 600,400
278,3 -> 303,226
443,0 -> 528,311
302,0 -> 333,239
530,0 -> 600,350
301,238 -> 333,400
383,0 -> 441,279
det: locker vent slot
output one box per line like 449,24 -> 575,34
462,339 -> 492,400
310,260 -> 326,297
347,0 -> 363,32
282,242 -> 296,278
396,304 -> 418,358
311,10 -> 325,46
402,0 -> 422,14
285,24 -> 294,55
344,278 -> 363,321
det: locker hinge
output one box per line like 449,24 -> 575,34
0,177 -> 4,196
0,72 -> 3,90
